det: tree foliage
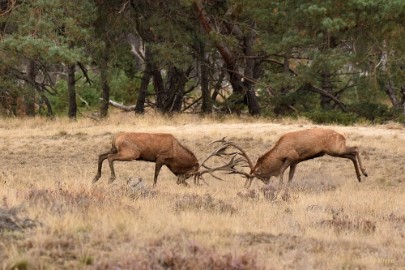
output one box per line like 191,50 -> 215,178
0,0 -> 404,123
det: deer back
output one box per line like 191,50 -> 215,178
114,133 -> 175,161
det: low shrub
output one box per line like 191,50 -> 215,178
174,193 -> 237,215
93,237 -> 262,270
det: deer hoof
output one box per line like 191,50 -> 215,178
92,175 -> 100,183
108,177 -> 116,184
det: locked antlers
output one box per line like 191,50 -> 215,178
194,137 -> 254,185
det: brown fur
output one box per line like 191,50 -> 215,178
247,128 -> 368,188
93,133 -> 199,186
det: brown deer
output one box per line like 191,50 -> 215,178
93,133 -> 200,186
199,128 -> 368,188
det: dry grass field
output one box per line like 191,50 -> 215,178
0,112 -> 404,269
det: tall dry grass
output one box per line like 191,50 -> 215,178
0,112 -> 404,269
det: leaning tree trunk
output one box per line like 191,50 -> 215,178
67,64 -> 77,119
194,1 -> 260,115
383,79 -> 400,109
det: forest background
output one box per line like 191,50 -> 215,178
0,0 -> 404,124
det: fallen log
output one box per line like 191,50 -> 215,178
100,98 -> 136,111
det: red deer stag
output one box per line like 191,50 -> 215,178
93,133 -> 200,186
202,128 -> 368,188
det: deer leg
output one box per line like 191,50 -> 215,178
93,152 -> 110,183
341,154 -> 362,182
352,147 -> 368,177
107,149 -> 140,184
279,159 -> 293,188
153,161 -> 163,187
335,146 -> 367,181
177,176 -> 189,187
287,162 -> 298,186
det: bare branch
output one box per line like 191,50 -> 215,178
77,62 -> 93,85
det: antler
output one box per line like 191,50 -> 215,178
195,155 -> 252,185
195,137 -> 255,185
194,142 -> 235,185
216,140 -> 256,188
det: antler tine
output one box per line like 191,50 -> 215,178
219,141 -> 255,171
208,136 -> 227,145
199,143 -> 234,169
209,137 -> 255,171
198,154 -> 252,182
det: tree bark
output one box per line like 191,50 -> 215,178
25,60 -> 36,117
153,67 -> 165,111
320,72 -> 334,110
99,43 -> 110,118
242,28 -> 260,115
384,80 -> 399,108
135,70 -> 151,114
162,67 -> 188,113
135,46 -> 152,114
67,64 -> 77,119
400,85 -> 405,116
199,42 -> 212,114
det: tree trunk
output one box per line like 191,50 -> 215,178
135,70 -> 151,114
67,64 -> 77,119
162,67 -> 188,113
200,42 -> 212,114
320,72 -> 334,110
384,80 -> 400,108
25,60 -> 36,117
153,67 -> 165,111
39,92 -> 53,117
401,85 -> 405,116
211,68 -> 225,101
242,28 -> 260,115
99,44 -> 110,118
135,46 -> 152,114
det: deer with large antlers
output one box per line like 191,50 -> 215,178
93,132 -> 233,186
203,128 -> 368,188
93,133 -> 200,186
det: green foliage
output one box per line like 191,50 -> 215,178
46,69 -> 140,115
303,109 -> 359,125
109,70 -> 140,105
349,102 -> 394,123
47,80 -> 98,116
0,0 -> 96,64
1,0 -> 405,120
